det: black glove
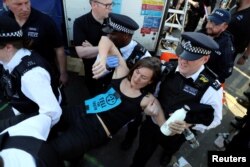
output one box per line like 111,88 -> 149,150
184,103 -> 214,126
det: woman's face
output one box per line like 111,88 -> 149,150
130,67 -> 153,89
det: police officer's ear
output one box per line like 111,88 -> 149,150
221,22 -> 228,32
122,33 -> 132,41
202,55 -> 210,64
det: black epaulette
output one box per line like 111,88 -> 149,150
12,55 -> 39,77
126,43 -> 147,69
194,67 -> 221,91
210,80 -> 221,91
11,52 -> 59,97
160,61 -> 178,82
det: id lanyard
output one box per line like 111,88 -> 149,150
84,87 -> 121,114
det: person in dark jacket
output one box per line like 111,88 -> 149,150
0,15 -> 61,131
0,15 -> 63,167
199,8 -> 235,83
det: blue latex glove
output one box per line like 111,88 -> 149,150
106,55 -> 119,70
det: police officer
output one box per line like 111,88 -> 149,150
225,105 -> 250,153
130,32 -> 223,167
0,115 -> 64,167
3,0 -> 68,86
101,13 -> 151,150
0,16 -> 61,131
226,0 -> 250,130
102,13 -> 151,68
227,0 -> 250,64
199,8 -> 235,83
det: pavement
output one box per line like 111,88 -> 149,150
63,55 -> 249,167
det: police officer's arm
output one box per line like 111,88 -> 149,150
54,46 -> 68,85
141,94 -> 166,126
0,113 -> 37,132
1,114 -> 52,141
188,0 -> 199,8
142,96 -> 186,135
237,42 -> 250,65
184,103 -> 215,126
192,86 -> 223,132
20,67 -> 62,127
92,36 -> 129,79
75,43 -> 99,59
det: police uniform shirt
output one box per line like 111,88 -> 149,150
74,11 -> 107,48
7,8 -> 64,71
199,29 -> 235,83
73,11 -> 108,79
175,65 -> 223,133
0,115 -> 52,167
1,48 -> 62,126
120,40 -> 151,60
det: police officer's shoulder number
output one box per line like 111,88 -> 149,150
211,80 -> 221,91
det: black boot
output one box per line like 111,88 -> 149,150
230,115 -> 247,129
236,97 -> 250,108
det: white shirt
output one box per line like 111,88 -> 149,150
120,40 -> 151,60
176,65 -> 223,133
1,48 -> 62,127
0,115 -> 52,167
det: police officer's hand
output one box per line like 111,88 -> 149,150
190,1 -> 199,8
92,57 -> 108,79
142,95 -> 168,127
82,40 -> 92,47
169,120 -> 186,135
106,56 -> 119,69
143,96 -> 162,116
237,55 -> 248,65
59,71 -> 68,86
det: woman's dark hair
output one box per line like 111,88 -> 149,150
127,56 -> 161,93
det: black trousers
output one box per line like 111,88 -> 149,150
226,106 -> 250,152
131,117 -> 186,167
124,114 -> 143,142
49,105 -> 110,161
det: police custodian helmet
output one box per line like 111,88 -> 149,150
180,32 -> 219,61
0,16 -> 23,43
102,13 -> 139,35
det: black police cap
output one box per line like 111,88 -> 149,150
179,32 -> 219,61
102,13 -> 139,35
0,16 -> 23,43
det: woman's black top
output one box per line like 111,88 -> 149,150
97,77 -> 146,135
